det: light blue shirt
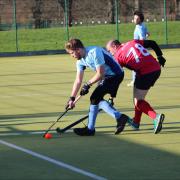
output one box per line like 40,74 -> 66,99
76,46 -> 123,76
134,22 -> 148,40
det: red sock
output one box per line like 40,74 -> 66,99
133,106 -> 142,124
137,100 -> 156,119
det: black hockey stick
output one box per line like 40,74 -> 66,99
56,98 -> 114,135
43,95 -> 81,137
56,109 -> 102,134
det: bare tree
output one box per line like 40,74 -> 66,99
32,0 -> 43,28
58,0 -> 73,27
174,0 -> 180,20
176,0 -> 180,19
120,0 -> 134,23
107,0 -> 115,24
168,0 -> 176,20
134,0 -> 140,10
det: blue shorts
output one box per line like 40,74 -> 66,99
135,70 -> 161,90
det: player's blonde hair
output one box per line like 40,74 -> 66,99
65,39 -> 84,50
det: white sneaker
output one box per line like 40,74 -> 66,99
153,114 -> 165,134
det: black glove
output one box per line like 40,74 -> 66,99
80,83 -> 91,96
65,96 -> 75,110
157,56 -> 166,67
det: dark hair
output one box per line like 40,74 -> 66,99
112,39 -> 121,46
65,38 -> 84,50
134,10 -> 144,22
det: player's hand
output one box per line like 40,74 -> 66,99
158,56 -> 166,67
80,83 -> 91,96
65,97 -> 75,110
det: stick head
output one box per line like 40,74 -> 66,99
56,127 -> 62,134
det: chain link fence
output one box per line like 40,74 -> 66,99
0,0 -> 180,53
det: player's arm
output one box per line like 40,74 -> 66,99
143,40 -> 166,67
80,47 -> 106,96
71,70 -> 84,97
65,70 -> 84,110
80,65 -> 104,96
143,40 -> 162,56
146,32 -> 150,38
88,65 -> 104,85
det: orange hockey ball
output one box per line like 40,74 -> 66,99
44,133 -> 52,139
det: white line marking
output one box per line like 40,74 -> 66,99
0,130 -> 74,137
0,92 -> 65,98
0,132 -> 42,137
0,133 -> 22,136
0,131 -> 58,136
0,140 -> 107,180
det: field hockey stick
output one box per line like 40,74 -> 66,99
56,109 -> 102,134
56,98 -> 114,134
43,95 -> 81,137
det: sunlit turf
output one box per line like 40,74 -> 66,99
0,49 -> 180,179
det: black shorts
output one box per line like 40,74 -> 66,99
135,70 -> 161,90
90,73 -> 124,104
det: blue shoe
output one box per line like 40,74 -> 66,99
127,118 -> 140,130
153,114 -> 165,134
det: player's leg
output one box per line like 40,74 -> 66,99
74,75 -> 128,136
73,84 -> 105,136
134,94 -> 165,134
127,87 -> 148,130
130,70 -> 165,133
99,100 -> 120,119
134,88 -> 155,119
127,71 -> 135,87
127,73 -> 149,130
96,75 -> 131,134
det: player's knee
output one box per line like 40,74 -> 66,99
136,100 -> 144,110
90,96 -> 102,105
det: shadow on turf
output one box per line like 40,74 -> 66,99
1,122 -> 180,137
1,103 -> 180,120
40,125 -> 180,139
1,127 -> 180,180
160,126 -> 180,134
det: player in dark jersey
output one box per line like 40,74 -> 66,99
106,39 -> 166,134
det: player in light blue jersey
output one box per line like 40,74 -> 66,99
127,10 -> 150,87
65,38 -> 131,136
134,11 -> 149,40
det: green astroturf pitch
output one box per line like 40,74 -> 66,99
0,49 -> 180,180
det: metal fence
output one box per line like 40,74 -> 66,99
0,0 -> 180,53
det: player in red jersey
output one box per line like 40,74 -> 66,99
106,39 -> 166,134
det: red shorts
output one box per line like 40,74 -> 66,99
135,70 -> 161,90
